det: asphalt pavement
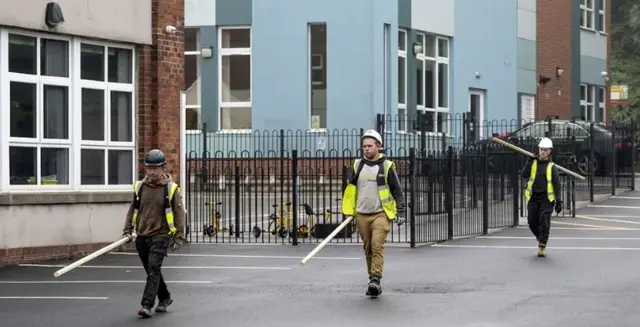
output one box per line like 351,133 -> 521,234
3,190 -> 640,326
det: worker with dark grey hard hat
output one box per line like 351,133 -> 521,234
122,149 -> 186,318
521,137 -> 563,258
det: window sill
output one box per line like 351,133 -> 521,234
306,129 -> 328,133
0,190 -> 132,206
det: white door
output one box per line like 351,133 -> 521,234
468,89 -> 485,139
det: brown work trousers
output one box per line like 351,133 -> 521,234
356,211 -> 391,278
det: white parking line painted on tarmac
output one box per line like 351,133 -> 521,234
0,296 -> 109,300
18,264 -> 291,270
587,204 -> 640,209
108,252 -> 362,260
576,215 -> 640,225
0,280 -> 212,284
432,244 -> 640,251
575,215 -> 640,219
477,236 -> 640,240
610,196 -> 640,200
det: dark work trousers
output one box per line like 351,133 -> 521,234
527,195 -> 554,245
135,235 -> 171,307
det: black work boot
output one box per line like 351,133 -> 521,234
367,276 -> 382,296
138,306 -> 153,318
155,297 -> 173,313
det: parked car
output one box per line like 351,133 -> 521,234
469,119 -> 635,176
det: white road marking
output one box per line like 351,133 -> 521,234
432,244 -> 640,251
18,264 -> 291,270
515,226 -> 640,230
477,236 -> 640,240
587,205 -> 640,209
576,215 -> 640,225
610,196 -> 640,200
0,296 -> 109,300
0,280 -> 212,284
573,215 -> 640,219
108,252 -> 361,260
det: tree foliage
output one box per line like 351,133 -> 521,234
610,0 -> 640,123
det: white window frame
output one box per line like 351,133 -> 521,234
0,28 -> 136,193
184,27 -> 201,134
597,0 -> 605,33
598,86 -> 606,123
580,0 -> 595,30
217,26 -> 252,134
580,83 -> 596,122
397,29 -> 407,132
415,32 -> 450,135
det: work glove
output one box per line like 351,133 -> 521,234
396,212 -> 406,226
554,201 -> 563,214
122,232 -> 133,243
170,235 -> 183,251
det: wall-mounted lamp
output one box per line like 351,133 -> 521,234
556,66 -> 564,77
412,42 -> 423,56
201,46 -> 213,58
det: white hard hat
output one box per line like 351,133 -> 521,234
362,129 -> 383,145
538,137 -> 553,149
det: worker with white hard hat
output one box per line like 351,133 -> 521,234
521,137 -> 563,257
341,129 -> 406,297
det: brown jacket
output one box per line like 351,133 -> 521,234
122,173 -> 186,240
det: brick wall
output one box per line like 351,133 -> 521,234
536,0 -> 574,119
138,0 -> 185,184
605,0 -> 611,120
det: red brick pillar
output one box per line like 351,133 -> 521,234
137,0 -> 185,184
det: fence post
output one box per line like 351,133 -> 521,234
632,122 -> 636,191
511,152 -> 519,227
612,121 -> 616,195
200,122 -> 208,192
409,148 -> 417,248
482,144 -> 489,235
589,123 -> 595,202
446,146 -> 454,240
234,165 -> 240,238
291,150 -> 299,246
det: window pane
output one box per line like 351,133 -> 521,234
424,60 -> 436,108
398,31 -> 406,51
221,55 -> 251,102
9,146 -> 36,185
438,38 -> 449,58
398,108 -> 406,131
9,34 -> 36,75
398,56 -> 405,104
10,82 -> 37,138
221,28 -> 250,48
185,53 -> 200,106
41,38 -> 69,77
81,149 -> 105,185
580,105 -> 586,119
41,148 -> 69,185
597,13 -> 603,31
185,28 -> 200,52
438,63 -> 449,107
43,85 -> 69,139
108,47 -> 132,83
310,23 -> 326,129
596,105 -> 604,123
110,91 -> 132,142
81,44 -> 105,81
437,112 -> 449,134
82,88 -> 105,141
416,60 -> 424,106
424,35 -> 436,57
580,85 -> 586,100
108,150 -> 133,184
186,108 -> 200,130
220,107 -> 252,130
587,85 -> 594,102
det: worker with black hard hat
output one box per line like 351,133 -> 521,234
122,149 -> 186,318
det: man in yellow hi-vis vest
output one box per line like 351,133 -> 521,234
521,137 -> 562,257
342,129 -> 406,297
122,149 -> 186,318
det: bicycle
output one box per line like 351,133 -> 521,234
252,202 -> 300,239
203,201 -> 228,237
300,203 -> 338,238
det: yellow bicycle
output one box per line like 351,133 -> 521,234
203,201 -> 228,237
300,203 -> 340,238
252,202 -> 308,239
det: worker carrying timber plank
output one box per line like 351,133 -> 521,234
521,137 -> 563,257
341,129 -> 407,297
122,149 -> 186,318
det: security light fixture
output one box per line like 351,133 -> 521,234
412,42 -> 423,55
45,2 -> 65,28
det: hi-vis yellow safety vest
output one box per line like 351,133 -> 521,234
341,158 -> 398,220
524,160 -> 556,202
132,180 -> 179,235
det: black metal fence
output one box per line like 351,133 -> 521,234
184,114 -> 637,247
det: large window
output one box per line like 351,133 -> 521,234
580,0 -> 595,30
184,27 -> 201,132
415,32 -> 450,134
0,29 -> 135,191
309,23 -> 327,130
598,86 -> 606,122
580,83 -> 595,121
218,27 -> 251,131
397,29 -> 407,132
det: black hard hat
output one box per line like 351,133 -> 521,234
144,149 -> 167,166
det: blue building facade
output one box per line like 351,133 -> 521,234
182,0 -> 552,155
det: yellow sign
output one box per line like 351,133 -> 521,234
611,85 -> 629,100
